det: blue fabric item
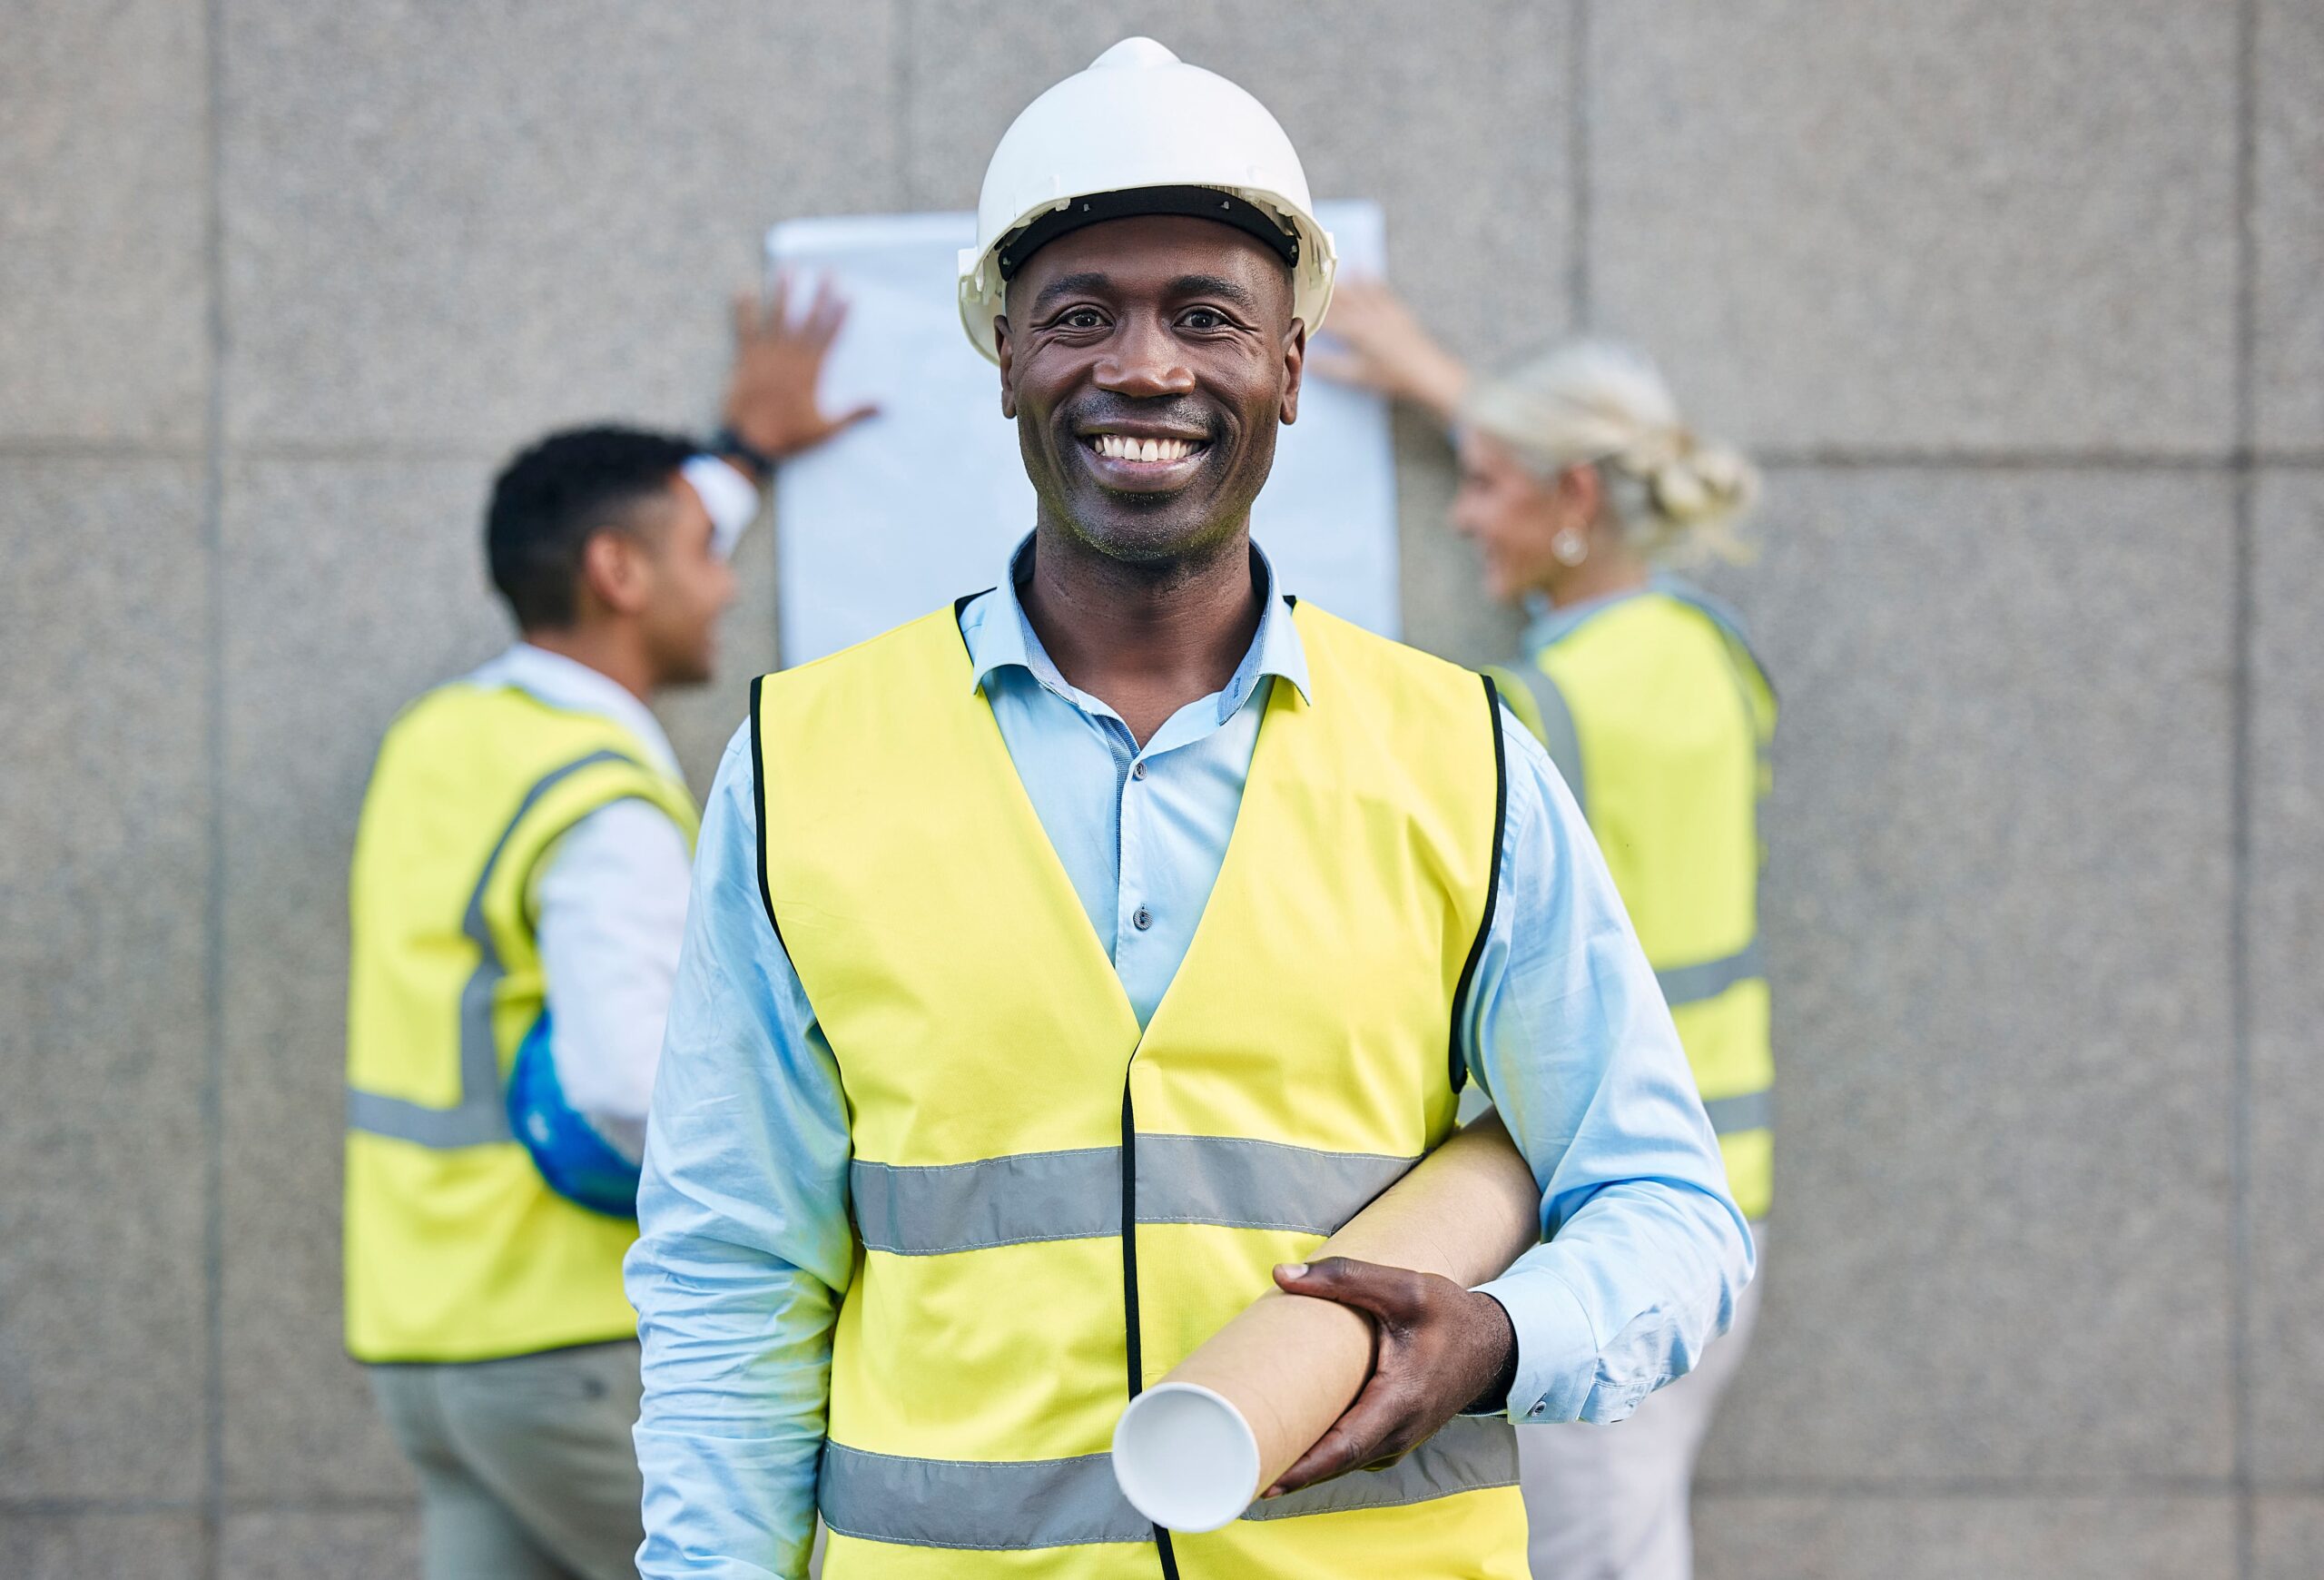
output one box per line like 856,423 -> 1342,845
505,1011 -> 642,1219
624,535 -> 1752,1579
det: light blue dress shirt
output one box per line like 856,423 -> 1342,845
626,540 -> 1752,1579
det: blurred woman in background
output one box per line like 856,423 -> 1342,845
1318,282 -> 1775,1580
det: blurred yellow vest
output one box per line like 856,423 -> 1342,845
756,601 -> 1530,1578
1490,585 -> 1777,1220
342,680 -> 697,1363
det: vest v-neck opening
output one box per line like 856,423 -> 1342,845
947,608 -> 1307,1057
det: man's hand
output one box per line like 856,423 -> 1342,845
1261,1257 -> 1518,1499
720,272 -> 880,473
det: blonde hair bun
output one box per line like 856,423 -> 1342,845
1649,437 -> 1758,527
1461,340 -> 1759,564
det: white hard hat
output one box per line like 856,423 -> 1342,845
957,36 -> 1336,364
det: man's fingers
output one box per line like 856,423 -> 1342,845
1274,1257 -> 1423,1324
1263,1429 -> 1359,1498
793,403 -> 880,450
1261,1383 -> 1407,1498
764,269 -> 794,333
805,292 -> 850,349
733,286 -> 763,342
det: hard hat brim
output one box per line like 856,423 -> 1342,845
958,188 -> 1337,366
996,187 -> 1302,282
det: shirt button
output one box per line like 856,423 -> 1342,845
1131,760 -> 1147,780
1133,906 -> 1153,931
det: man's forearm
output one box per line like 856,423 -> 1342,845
628,726 -> 860,1575
631,1250 -> 837,1578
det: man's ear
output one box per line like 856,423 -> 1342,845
577,530 -> 650,617
995,316 -> 1018,420
1279,320 -> 1307,427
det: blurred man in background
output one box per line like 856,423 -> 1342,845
340,280 -> 870,1580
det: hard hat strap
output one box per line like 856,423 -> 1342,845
996,185 -> 1300,282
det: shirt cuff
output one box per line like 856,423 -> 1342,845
1472,1259 -> 1600,1423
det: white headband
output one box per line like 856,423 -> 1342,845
681,454 -> 763,560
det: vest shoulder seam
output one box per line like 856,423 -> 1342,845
1288,598 -> 1491,692
757,603 -> 970,695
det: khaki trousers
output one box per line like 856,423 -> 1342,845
369,1340 -> 645,1580
1520,1225 -> 1767,1580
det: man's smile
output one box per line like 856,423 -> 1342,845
1074,423 -> 1214,489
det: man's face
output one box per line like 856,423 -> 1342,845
995,213 -> 1305,566
633,477 -> 737,687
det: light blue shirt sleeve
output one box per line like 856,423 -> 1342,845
1468,706 -> 1756,1424
626,726 -> 852,1580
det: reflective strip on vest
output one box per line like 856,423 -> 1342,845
1654,943 -> 1768,1135
1654,939 -> 1765,1008
817,1417 -> 1519,1550
1507,659 -> 1584,816
851,1136 -> 1418,1256
345,748 -> 637,1149
1702,1090 -> 1772,1135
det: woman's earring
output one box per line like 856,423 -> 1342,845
1551,528 -> 1590,567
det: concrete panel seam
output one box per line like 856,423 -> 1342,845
1567,0 -> 1590,329
2231,3 -> 2260,1577
0,439 -> 210,461
0,1496 -> 423,1516
1694,1476 -> 2280,1500
894,0 -> 917,209
1757,449 -> 2245,472
200,0 -> 227,1573
218,441 -> 506,465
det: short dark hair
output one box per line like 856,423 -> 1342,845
485,425 -> 698,629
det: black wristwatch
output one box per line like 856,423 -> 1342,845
711,426 -> 777,484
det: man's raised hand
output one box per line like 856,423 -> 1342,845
720,272 -> 881,473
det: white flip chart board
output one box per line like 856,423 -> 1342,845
766,201 -> 1397,666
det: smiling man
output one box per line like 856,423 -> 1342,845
626,38 -> 1751,1580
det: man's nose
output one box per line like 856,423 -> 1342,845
1093,312 -> 1196,398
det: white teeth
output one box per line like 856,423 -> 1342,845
1091,434 -> 1199,462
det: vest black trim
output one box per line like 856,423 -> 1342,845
747,674 -> 786,954
1447,675 -> 1512,1096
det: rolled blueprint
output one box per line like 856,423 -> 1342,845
1110,1112 -> 1541,1532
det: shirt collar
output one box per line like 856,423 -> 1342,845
963,533 -> 1313,721
1521,577 -> 1666,656
462,643 -> 683,777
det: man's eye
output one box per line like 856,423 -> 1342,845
1062,309 -> 1106,330
1182,309 -> 1226,330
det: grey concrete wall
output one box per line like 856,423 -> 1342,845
0,3 -> 2314,1575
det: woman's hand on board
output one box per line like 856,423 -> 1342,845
1306,278 -> 1472,423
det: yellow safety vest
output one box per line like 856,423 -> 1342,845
755,599 -> 1531,1578
1489,583 -> 1777,1220
343,681 -> 699,1363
